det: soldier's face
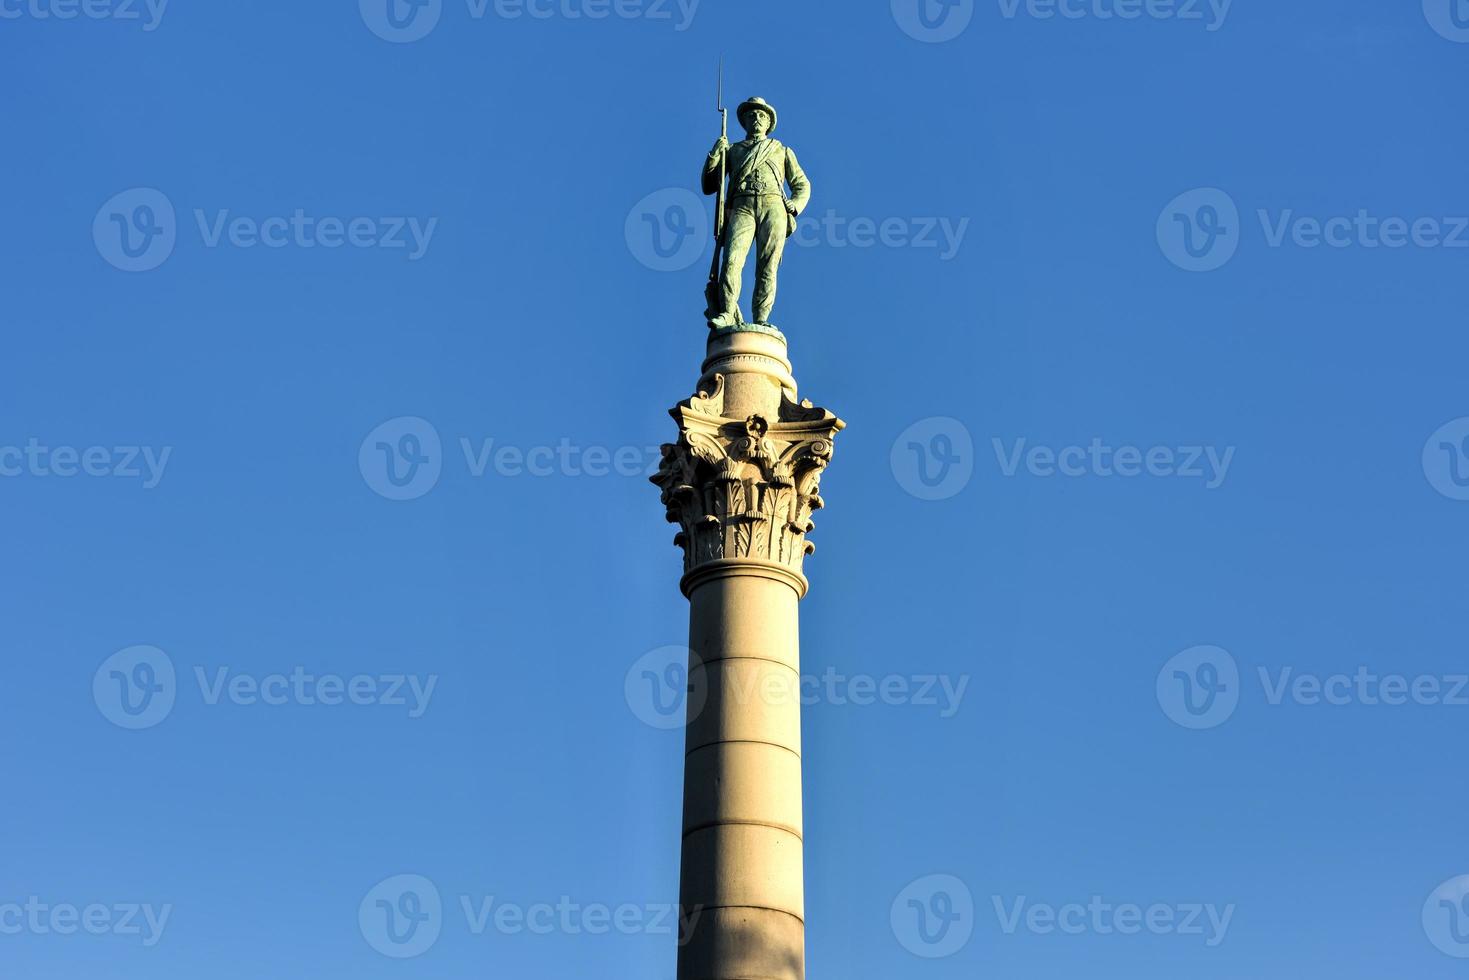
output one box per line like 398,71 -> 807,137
743,109 -> 770,137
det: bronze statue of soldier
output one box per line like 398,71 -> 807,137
702,96 -> 811,328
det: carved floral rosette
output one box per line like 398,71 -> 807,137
651,375 -> 844,585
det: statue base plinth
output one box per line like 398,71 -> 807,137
708,321 -> 786,341
700,324 -> 796,415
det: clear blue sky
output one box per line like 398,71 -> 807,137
5,1 -> 1469,977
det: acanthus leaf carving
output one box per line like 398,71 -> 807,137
652,377 -> 844,581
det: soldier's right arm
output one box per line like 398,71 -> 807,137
701,137 -> 729,196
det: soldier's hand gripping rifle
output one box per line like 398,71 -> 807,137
704,60 -> 728,320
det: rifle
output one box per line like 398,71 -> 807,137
704,58 -> 727,320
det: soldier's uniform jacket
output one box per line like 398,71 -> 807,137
703,137 -> 811,224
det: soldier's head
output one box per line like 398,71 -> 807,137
737,97 -> 777,139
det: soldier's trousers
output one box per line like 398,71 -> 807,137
720,194 -> 788,324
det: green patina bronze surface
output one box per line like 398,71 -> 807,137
708,321 -> 786,342
702,96 -> 810,330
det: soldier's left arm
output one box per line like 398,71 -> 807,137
783,145 -> 811,216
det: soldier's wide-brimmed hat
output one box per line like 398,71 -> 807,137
736,96 -> 777,132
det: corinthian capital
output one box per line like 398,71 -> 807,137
651,375 -> 845,592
